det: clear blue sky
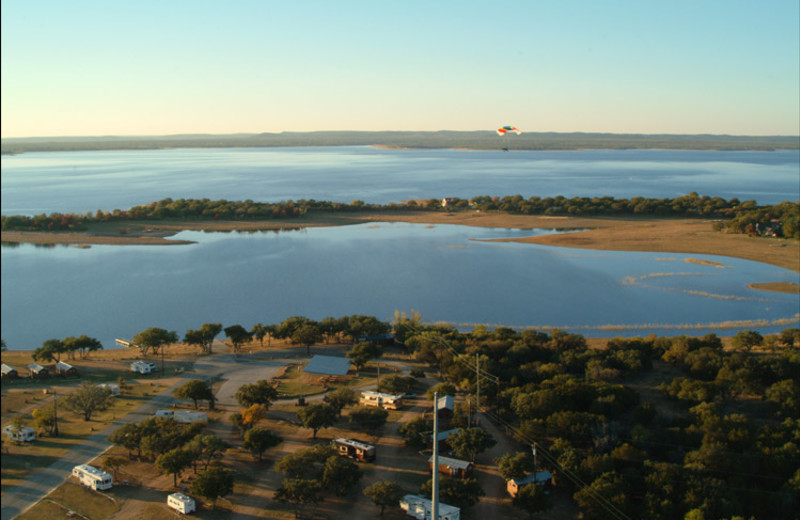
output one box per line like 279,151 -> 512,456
2,0 -> 798,137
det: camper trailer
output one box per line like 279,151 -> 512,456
131,361 -> 153,374
332,438 -> 376,462
360,390 -> 403,410
72,464 -> 113,490
3,425 -> 36,442
99,383 -> 121,396
400,494 -> 460,520
167,492 -> 196,514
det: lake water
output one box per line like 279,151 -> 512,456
1,147 -> 798,215
1,147 -> 798,350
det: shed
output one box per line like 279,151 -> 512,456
400,494 -> 460,520
428,455 -> 473,478
436,395 -> 455,417
1,363 -> 18,379
507,471 -> 553,497
425,428 -> 460,450
27,363 -> 49,378
303,355 -> 351,378
56,361 -> 77,377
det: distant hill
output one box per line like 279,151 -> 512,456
2,131 -> 798,153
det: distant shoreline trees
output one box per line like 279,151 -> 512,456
2,195 -> 797,239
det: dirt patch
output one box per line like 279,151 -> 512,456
747,282 -> 800,294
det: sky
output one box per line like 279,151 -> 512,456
1,0 -> 798,138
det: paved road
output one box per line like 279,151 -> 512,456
1,344 -> 388,519
1,352 -> 242,520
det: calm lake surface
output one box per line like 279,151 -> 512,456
1,147 -> 798,215
1,147 -> 798,349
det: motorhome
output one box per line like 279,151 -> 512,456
72,464 -> 113,490
332,438 -> 376,462
359,390 -> 403,410
167,492 -> 196,514
3,425 -> 36,442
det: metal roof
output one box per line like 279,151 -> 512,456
428,455 -> 472,469
303,355 -> 351,376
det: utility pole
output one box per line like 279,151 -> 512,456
475,353 -> 480,417
161,344 -> 165,375
432,391 -> 439,520
532,442 -> 537,475
52,388 -> 59,437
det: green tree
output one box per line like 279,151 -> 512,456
224,324 -> 252,352
495,451 -> 535,481
62,335 -> 103,359
62,382 -> 112,421
322,455 -> 363,496
573,472 -> 632,520
235,380 -> 279,408
243,427 -> 282,461
346,342 -> 382,373
32,339 -> 64,363
378,374 -> 417,394
132,327 -> 178,356
447,427 -> 497,463
185,434 -> 228,472
276,444 -> 337,479
363,481 -> 405,516
323,387 -> 358,418
156,447 -> 193,487
398,417 -> 432,448
513,483 -> 552,519
100,455 -> 129,481
108,422 -> 143,459
275,478 -> 323,519
420,476 -> 485,510
297,403 -> 337,438
184,323 -> 222,354
291,323 -> 323,356
348,406 -> 389,434
173,379 -> 216,410
425,382 -> 457,399
190,466 -> 235,509
731,330 -> 764,352
250,323 -> 269,347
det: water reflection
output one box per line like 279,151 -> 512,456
1,223 -> 797,350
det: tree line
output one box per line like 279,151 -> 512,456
2,194 -> 798,238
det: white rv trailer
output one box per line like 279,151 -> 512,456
72,464 -> 113,490
155,410 -> 208,423
400,494 -> 460,520
3,425 -> 36,442
360,390 -> 404,410
167,492 -> 196,514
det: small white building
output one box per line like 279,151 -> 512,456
1,363 -> 18,379
400,494 -> 460,520
167,492 -> 196,514
56,361 -> 77,376
3,425 -> 36,442
72,464 -> 113,490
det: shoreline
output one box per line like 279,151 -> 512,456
3,211 -> 798,293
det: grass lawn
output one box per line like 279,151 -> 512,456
16,481 -> 120,520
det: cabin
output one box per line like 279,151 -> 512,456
27,363 -> 49,379
360,390 -> 403,410
332,438 -> 376,462
99,383 -> 121,396
428,455 -> 473,478
506,471 -> 553,497
56,361 -> 77,377
1,363 -> 18,380
400,494 -> 460,520
436,395 -> 455,418
72,464 -> 113,490
167,492 -> 196,514
3,425 -> 36,442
